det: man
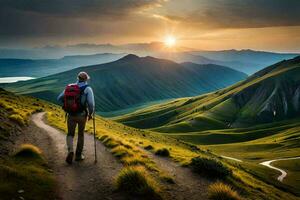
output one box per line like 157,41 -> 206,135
57,71 -> 95,164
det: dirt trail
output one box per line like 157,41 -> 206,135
143,150 -> 211,200
17,112 -> 125,200
260,157 -> 300,182
15,112 -> 211,200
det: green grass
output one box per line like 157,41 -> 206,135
114,57 -> 300,199
0,144 -> 55,200
118,57 -> 300,132
272,159 -> 300,196
1,88 -> 299,199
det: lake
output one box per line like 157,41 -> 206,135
0,77 -> 35,83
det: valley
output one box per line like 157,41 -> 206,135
116,56 -> 300,197
1,52 -> 299,200
1,87 -> 299,200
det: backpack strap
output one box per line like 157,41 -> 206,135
79,84 -> 89,93
79,84 -> 89,115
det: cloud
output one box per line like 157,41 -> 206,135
0,0 -> 166,18
0,0 -> 299,51
0,0 -> 167,40
156,0 -> 300,29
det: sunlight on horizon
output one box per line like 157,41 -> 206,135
164,35 -> 176,47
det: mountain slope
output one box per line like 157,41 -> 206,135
3,54 -> 247,115
0,53 -> 125,77
116,56 -> 300,129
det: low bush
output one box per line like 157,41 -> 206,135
116,166 -> 161,199
8,114 -> 26,126
14,144 -> 43,160
208,182 -> 242,200
190,157 -> 232,178
155,148 -> 170,157
144,145 -> 154,150
102,137 -> 119,148
99,135 -> 108,141
111,146 -> 132,158
160,174 -> 175,184
121,156 -> 146,166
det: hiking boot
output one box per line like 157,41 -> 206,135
75,153 -> 85,161
66,152 -> 74,164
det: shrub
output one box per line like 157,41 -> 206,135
14,144 -> 43,160
155,148 -> 170,157
116,166 -> 161,199
99,135 -> 108,141
144,145 -> 154,150
111,146 -> 132,158
121,156 -> 146,166
208,182 -> 242,200
8,114 -> 26,126
102,137 -> 119,148
123,143 -> 133,149
160,174 -> 175,184
190,157 -> 232,178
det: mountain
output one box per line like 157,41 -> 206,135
116,56 -> 300,130
3,54 -> 247,115
154,52 -> 252,73
189,49 -> 298,74
1,45 -> 297,75
0,42 -> 190,59
0,53 -> 125,77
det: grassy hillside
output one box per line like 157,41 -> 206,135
116,56 -> 300,198
1,89 -> 299,199
0,89 -> 57,200
3,54 -> 247,115
117,56 -> 300,130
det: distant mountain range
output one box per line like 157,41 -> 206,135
0,53 -> 125,77
116,56 -> 300,130
1,43 -> 297,75
3,54 -> 247,115
188,49 -> 299,74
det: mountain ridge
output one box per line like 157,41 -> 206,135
3,54 -> 247,115
116,56 -> 300,129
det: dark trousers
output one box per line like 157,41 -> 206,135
67,114 -> 87,155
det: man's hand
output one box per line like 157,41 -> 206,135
88,115 -> 93,121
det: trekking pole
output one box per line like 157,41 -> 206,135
93,112 -> 97,163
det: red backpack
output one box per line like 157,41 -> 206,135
63,84 -> 88,114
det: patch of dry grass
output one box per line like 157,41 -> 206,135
116,166 -> 161,199
208,182 -> 242,200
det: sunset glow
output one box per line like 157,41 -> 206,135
164,36 -> 176,47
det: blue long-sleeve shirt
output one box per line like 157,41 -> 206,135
57,81 -> 95,115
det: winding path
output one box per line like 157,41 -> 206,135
260,157 -> 300,182
18,112 -> 126,200
220,155 -> 242,162
18,112 -> 211,200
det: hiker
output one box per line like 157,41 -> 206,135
57,71 -> 95,164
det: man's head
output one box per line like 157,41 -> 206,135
77,71 -> 90,82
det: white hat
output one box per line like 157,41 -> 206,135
77,71 -> 90,81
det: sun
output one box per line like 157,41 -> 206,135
164,36 -> 176,47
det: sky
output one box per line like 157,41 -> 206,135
0,0 -> 300,52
